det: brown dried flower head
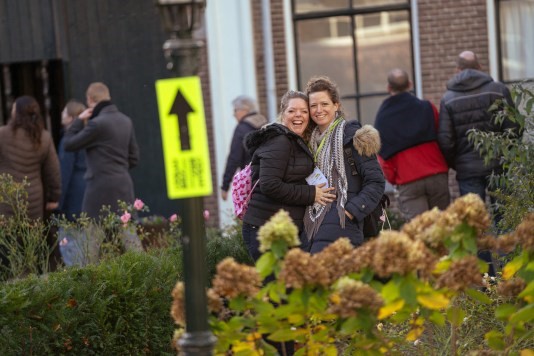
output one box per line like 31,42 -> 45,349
170,281 -> 186,326
212,258 -> 261,299
439,193 -> 491,238
368,231 -> 435,278
314,238 -> 356,284
279,248 -> 330,288
328,278 -> 383,318
435,256 -> 483,291
257,209 -> 300,253
493,234 -> 518,254
513,212 -> 534,252
497,278 -> 526,298
207,288 -> 223,313
402,208 -> 443,246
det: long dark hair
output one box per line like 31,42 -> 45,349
10,96 -> 44,147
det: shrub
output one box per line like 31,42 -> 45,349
0,248 -> 183,354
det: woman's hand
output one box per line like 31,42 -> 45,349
46,201 -> 59,211
314,183 -> 336,206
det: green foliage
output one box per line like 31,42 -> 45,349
468,83 -> 534,231
0,174 -> 53,281
206,220 -> 254,284
0,248 -> 183,354
184,202 -> 534,355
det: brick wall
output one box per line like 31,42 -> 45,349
199,44 -> 219,228
418,0 -> 490,201
418,0 -> 490,106
252,0 -> 289,118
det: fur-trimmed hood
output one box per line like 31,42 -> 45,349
245,123 -> 301,155
344,120 -> 381,157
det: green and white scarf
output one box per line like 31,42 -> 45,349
304,117 -> 348,241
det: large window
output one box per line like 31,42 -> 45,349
293,0 -> 413,125
497,0 -> 534,83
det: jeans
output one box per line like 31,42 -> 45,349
242,223 -> 261,262
457,176 -> 498,276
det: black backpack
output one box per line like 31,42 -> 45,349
343,146 -> 390,239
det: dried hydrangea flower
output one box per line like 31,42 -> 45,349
367,231 -> 435,278
513,212 -> 534,252
402,207 -> 443,248
435,256 -> 483,291
314,238 -> 356,284
328,278 -> 383,318
497,278 -> 526,298
257,210 -> 300,253
207,288 -> 223,313
439,193 -> 491,238
279,248 -> 330,288
212,258 -> 261,299
170,281 -> 186,326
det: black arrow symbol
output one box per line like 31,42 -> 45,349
169,88 -> 194,151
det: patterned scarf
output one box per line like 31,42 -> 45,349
304,117 -> 348,241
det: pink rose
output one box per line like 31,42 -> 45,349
169,214 -> 178,223
121,211 -> 131,224
133,199 -> 144,211
203,210 -> 210,221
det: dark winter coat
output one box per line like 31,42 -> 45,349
438,69 -> 519,180
243,123 -> 316,229
58,135 -> 86,220
309,121 -> 385,251
221,112 -> 268,191
63,104 -> 139,219
0,126 -> 61,219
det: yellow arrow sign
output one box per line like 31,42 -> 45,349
155,76 -> 212,199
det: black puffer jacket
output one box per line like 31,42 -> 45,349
309,121 -> 385,252
438,69 -> 518,180
243,123 -> 316,229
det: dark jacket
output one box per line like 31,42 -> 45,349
438,69 -> 518,180
310,121 -> 385,250
63,104 -> 139,218
221,112 -> 268,191
243,123 -> 316,229
58,135 -> 86,220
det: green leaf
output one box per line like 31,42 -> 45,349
495,304 -> 517,320
518,281 -> 534,299
509,304 -> 534,324
399,278 -> 417,305
446,306 -> 465,327
268,328 -> 306,342
503,254 -> 525,280
380,280 -> 400,302
256,252 -> 275,279
485,330 -> 506,350
271,240 -> 288,259
429,311 -> 446,326
465,288 -> 492,305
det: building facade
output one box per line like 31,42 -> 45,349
1,0 -> 532,228
209,0 -> 533,226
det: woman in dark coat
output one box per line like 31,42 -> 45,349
304,76 -> 385,253
242,90 -> 335,261
0,96 -> 61,219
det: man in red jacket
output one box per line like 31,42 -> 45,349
374,69 -> 450,220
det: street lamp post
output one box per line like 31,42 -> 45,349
154,1 -> 216,354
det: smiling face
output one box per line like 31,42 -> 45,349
309,90 -> 339,132
281,98 -> 309,137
